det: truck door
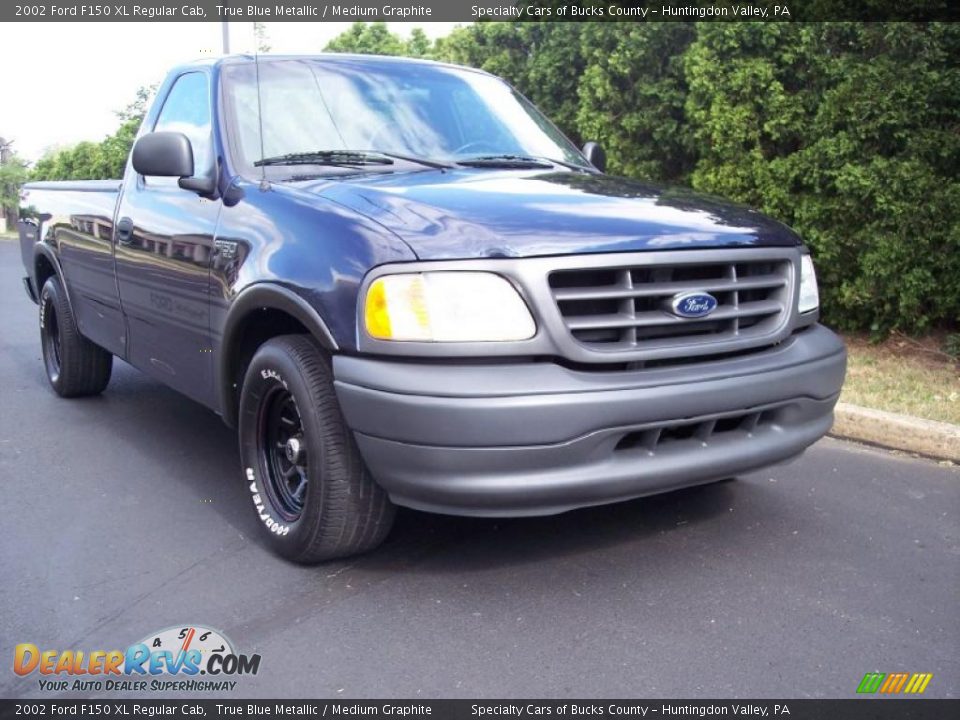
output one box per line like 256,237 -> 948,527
114,71 -> 219,407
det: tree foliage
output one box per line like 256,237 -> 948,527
254,22 -> 271,53
31,83 -> 155,182
324,22 -> 409,56
684,23 -> 960,334
0,153 -> 28,221
577,23 -> 697,182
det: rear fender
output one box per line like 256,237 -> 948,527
32,242 -> 72,310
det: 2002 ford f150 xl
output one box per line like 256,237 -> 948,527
19,54 -> 846,563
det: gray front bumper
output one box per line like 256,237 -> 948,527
333,325 -> 846,516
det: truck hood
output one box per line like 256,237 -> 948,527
297,169 -> 801,260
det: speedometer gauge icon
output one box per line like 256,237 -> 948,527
138,625 -> 234,666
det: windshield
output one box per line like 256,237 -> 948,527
221,57 -> 588,176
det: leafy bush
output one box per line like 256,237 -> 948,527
30,85 -> 154,182
0,156 -> 28,222
577,23 -> 697,183
684,23 -> 960,334
945,334 -> 960,360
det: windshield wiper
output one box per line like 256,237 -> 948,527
456,154 -> 590,171
362,150 -> 453,170
254,151 -> 395,168
255,149 -> 453,171
533,155 -> 593,172
456,154 -> 554,169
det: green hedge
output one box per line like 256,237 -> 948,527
682,23 -> 960,335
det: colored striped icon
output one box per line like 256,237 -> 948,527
857,673 -> 885,693
857,672 -> 933,694
903,673 -> 934,694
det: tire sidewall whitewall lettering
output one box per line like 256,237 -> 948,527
239,356 -> 317,553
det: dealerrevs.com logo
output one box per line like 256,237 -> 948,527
13,625 -> 261,693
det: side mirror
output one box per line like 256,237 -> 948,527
132,132 -> 194,178
132,132 -> 217,195
582,141 -> 606,173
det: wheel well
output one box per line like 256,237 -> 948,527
223,308 -> 312,426
35,254 -> 56,291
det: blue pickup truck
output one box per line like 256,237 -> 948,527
19,54 -> 846,562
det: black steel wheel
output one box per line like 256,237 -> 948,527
238,335 -> 395,563
40,289 -> 63,385
39,276 -> 112,397
258,386 -> 309,522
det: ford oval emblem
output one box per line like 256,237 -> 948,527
668,291 -> 718,319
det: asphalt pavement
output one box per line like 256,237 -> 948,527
1,239 -> 957,699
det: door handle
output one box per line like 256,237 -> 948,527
116,217 -> 134,245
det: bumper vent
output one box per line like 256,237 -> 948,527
615,407 -> 782,454
549,257 -> 792,354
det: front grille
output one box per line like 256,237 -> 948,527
549,256 -> 792,354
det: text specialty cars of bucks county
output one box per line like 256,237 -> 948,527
18,54 -> 846,562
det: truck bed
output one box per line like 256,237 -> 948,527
18,180 -> 121,276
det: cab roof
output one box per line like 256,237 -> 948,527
178,53 -> 487,77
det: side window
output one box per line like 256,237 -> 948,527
149,72 -> 212,187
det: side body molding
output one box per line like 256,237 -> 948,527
217,283 -> 339,427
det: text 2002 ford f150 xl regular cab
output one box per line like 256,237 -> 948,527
19,55 -> 846,563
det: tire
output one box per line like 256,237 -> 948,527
238,335 -> 395,563
39,276 -> 112,398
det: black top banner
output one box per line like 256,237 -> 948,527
4,0 -> 959,23
0,700 -> 958,720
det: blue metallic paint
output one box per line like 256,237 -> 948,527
312,168 -> 802,260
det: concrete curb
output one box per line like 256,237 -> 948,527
830,402 -> 960,463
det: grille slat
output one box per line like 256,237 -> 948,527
552,273 -> 786,302
549,255 -> 793,356
563,299 -> 783,331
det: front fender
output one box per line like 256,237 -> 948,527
217,283 -> 338,427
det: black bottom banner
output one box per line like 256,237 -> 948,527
0,700 -> 957,720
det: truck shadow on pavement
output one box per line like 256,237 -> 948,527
375,480 -> 735,573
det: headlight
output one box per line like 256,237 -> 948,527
364,272 -> 536,342
798,254 -> 820,314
